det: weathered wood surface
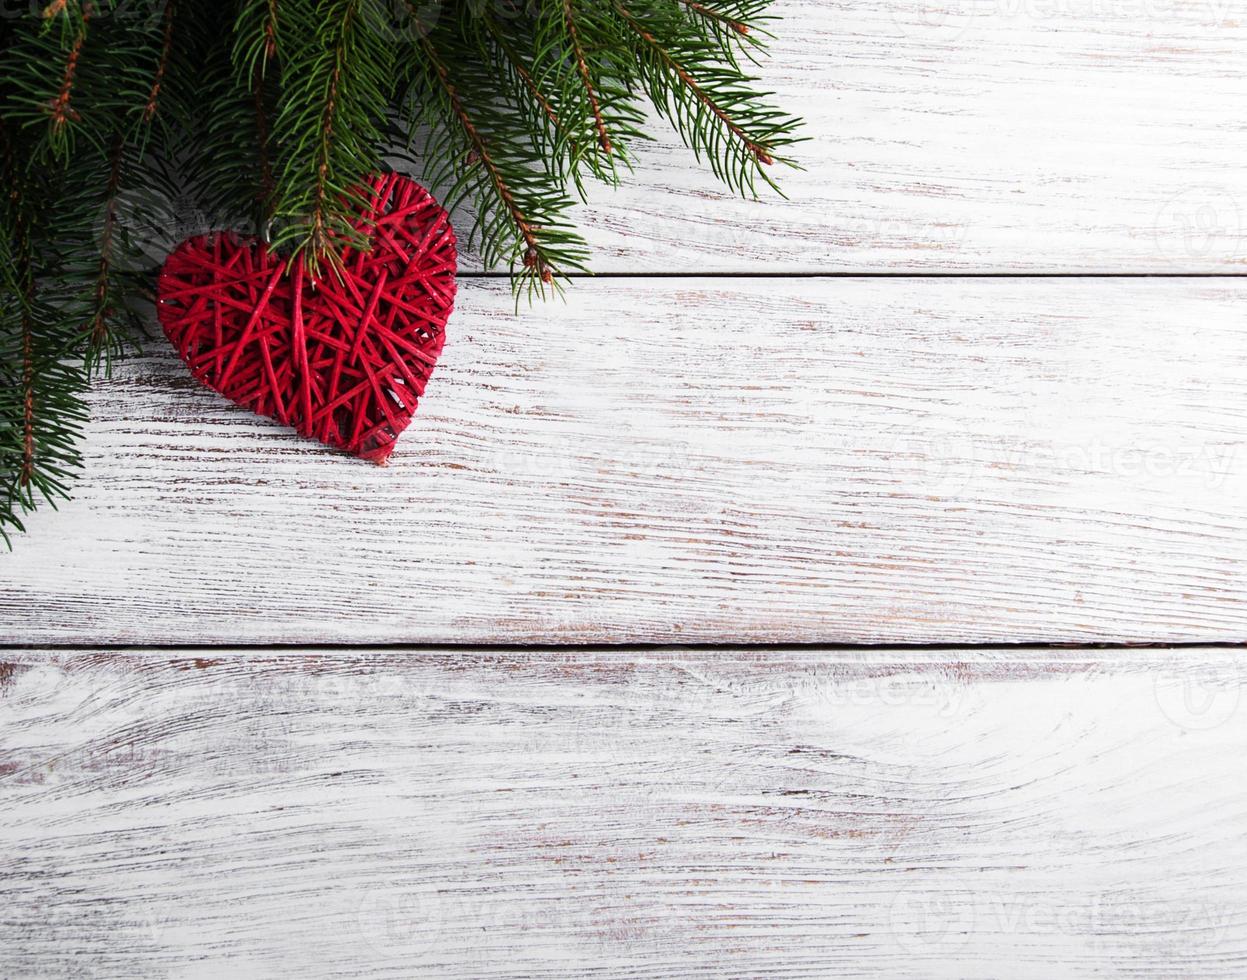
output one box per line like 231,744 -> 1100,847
3,647 -> 1246,978
445,0 -> 1247,273
4,277 -> 1247,645
6,4 -> 1247,975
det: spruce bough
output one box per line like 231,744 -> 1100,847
0,0 -> 800,546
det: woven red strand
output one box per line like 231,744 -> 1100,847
157,174 -> 457,464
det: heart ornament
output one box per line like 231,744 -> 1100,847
157,173 -> 456,464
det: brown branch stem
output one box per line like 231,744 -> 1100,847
264,0 -> 278,59
307,4 -> 353,266
144,0 -> 176,121
416,35 -> 552,283
87,134 -> 125,355
48,8 -> 91,135
615,0 -> 772,164
20,303 -> 34,489
678,0 -> 749,36
563,0 -> 611,154
3,119 -> 37,489
484,21 -> 565,140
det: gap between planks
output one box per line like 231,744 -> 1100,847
3,641 -> 1247,655
458,272 -> 1247,279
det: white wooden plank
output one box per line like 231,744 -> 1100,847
441,0 -> 1247,272
4,276 -> 1247,645
3,647 -> 1247,978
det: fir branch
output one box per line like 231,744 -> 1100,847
264,0 -> 278,60
529,0 -> 647,183
563,0 -> 611,155
11,206 -> 36,495
407,23 -> 590,294
671,0 -> 771,66
0,0 -> 800,547
416,34 -> 547,280
234,0 -> 282,82
618,1 -> 764,161
190,25 -> 274,233
0,119 -> 90,548
0,121 -> 36,517
143,0 -> 177,123
232,0 -> 279,224
269,0 -> 395,276
0,281 -> 91,548
84,133 -> 125,370
40,0 -> 93,27
305,40 -> 345,260
680,0 -> 750,35
614,0 -> 800,194
676,0 -> 767,63
253,62 -> 275,222
483,19 -> 563,144
39,0 -> 92,45
6,2 -> 165,161
46,10 -> 90,154
475,11 -> 594,198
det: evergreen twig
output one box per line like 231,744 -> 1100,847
0,0 -> 798,544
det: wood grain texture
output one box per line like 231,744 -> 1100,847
9,6 -> 1246,974
3,647 -> 1247,978
442,0 -> 1247,273
3,277 -> 1247,645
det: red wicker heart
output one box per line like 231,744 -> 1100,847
157,173 -> 456,464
